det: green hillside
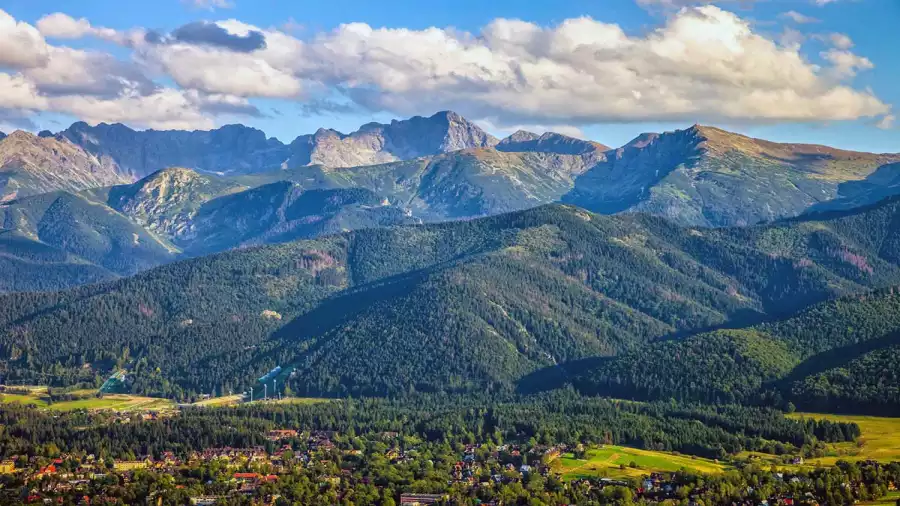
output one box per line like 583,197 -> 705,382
571,287 -> 900,413
0,191 -> 178,282
6,198 -> 900,399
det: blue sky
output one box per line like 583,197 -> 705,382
1,0 -> 898,152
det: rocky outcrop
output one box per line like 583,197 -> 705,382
287,111 -> 499,168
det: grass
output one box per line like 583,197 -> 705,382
1,390 -> 174,412
1,393 -> 49,407
191,394 -> 244,407
554,445 -> 728,480
860,491 -> 900,505
786,412 -> 900,466
273,397 -> 330,405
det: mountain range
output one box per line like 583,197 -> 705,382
2,111 -> 900,293
5,196 -> 900,402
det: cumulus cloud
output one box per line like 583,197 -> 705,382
821,49 -> 874,79
146,21 -> 267,52
0,6 -> 892,132
138,20 -> 302,98
0,73 -> 49,111
49,89 -> 216,130
877,114 -> 895,130
266,6 -> 888,126
828,33 -> 854,49
25,47 -> 157,98
0,10 -> 49,68
780,11 -> 820,24
0,9 -> 255,130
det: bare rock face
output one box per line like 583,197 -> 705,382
497,131 -> 610,155
288,111 -> 500,168
0,130 -> 129,202
59,122 -> 291,179
56,111 -> 500,176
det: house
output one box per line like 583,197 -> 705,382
399,493 -> 447,505
266,429 -> 299,441
113,460 -> 150,471
190,496 -> 224,505
233,473 -> 260,482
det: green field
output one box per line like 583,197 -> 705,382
786,413 -> 900,466
554,445 -> 728,480
860,490 -> 900,505
1,390 -> 174,412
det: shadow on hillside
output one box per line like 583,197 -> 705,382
516,356 -> 616,395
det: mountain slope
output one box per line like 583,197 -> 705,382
179,182 -> 418,256
0,191 -> 179,277
569,286 -> 900,414
283,147 -> 602,220
564,125 -> 900,227
93,167 -> 249,240
0,131 -> 129,202
6,199 -> 900,397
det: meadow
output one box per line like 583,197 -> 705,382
1,387 -> 175,412
787,412 -> 900,466
553,444 -> 728,480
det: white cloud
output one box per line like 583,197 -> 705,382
0,9 -> 230,130
36,13 -> 144,46
821,49 -> 873,79
0,10 -> 49,69
49,89 -> 218,130
0,6 -> 892,132
814,0 -> 839,5
272,6 -> 888,125
780,11 -> 820,24
140,42 -> 302,98
877,114 -> 895,130
0,73 -> 49,111
828,33 -> 854,49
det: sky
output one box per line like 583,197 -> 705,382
1,0 -> 898,152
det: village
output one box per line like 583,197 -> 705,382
1,423 -> 885,506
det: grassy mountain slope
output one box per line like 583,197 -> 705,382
5,199 -> 900,397
285,147 -> 601,220
180,182 -> 418,255
0,191 -> 178,277
564,126 -> 900,227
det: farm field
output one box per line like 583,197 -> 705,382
553,445 -> 729,480
787,413 -> 900,466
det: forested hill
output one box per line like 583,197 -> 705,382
570,286 -> 900,415
6,197 -> 900,399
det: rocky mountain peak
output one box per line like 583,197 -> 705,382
497,130 -> 608,155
